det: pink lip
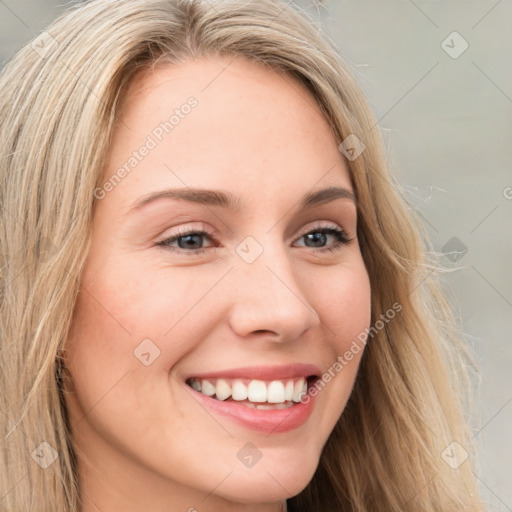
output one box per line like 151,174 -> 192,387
181,364 -> 321,434
184,381 -> 318,434
182,363 -> 321,382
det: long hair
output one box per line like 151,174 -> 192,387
0,1 -> 485,510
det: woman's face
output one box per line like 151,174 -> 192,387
64,56 -> 371,511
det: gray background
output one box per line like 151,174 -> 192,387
1,0 -> 510,510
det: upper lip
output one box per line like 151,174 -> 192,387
183,363 -> 321,382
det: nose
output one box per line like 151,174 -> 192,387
226,241 -> 321,343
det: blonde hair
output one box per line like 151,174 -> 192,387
0,1 -> 485,510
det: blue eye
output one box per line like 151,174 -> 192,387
156,225 -> 351,256
157,228 -> 213,256
296,227 -> 351,252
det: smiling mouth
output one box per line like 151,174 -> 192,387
185,375 -> 319,410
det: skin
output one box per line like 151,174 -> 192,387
63,55 -> 372,512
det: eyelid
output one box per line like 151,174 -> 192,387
156,220 -> 351,257
155,223 -> 218,248
157,222 -> 213,239
294,220 -> 343,239
157,220 -> 347,243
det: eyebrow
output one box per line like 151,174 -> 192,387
128,185 -> 356,214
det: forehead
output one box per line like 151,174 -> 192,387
102,55 -> 353,213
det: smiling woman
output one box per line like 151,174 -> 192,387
0,1 -> 486,512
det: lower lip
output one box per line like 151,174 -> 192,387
185,381 -> 317,434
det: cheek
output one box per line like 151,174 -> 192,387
63,286 -> 134,419
305,260 -> 371,430
314,260 -> 372,347
65,259 -> 230,389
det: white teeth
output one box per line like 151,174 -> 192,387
247,380 -> 267,402
285,380 -> 294,401
267,380 -> 285,403
231,380 -> 248,401
215,379 -> 231,401
201,379 -> 215,396
188,376 -> 311,405
292,377 -> 307,402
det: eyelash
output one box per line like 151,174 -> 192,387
156,223 -> 351,256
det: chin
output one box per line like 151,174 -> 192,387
215,451 -> 319,504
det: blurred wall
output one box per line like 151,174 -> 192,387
1,1 -> 511,510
